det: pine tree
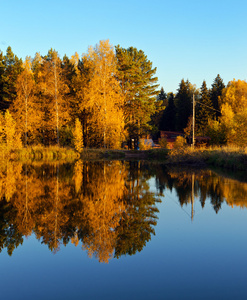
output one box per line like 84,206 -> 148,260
0,47 -> 23,111
175,79 -> 194,131
210,74 -> 225,120
196,81 -> 214,135
159,93 -> 176,131
115,45 -> 159,147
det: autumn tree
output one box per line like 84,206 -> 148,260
10,57 -> 41,146
36,49 -> 70,145
219,79 -> 247,146
73,118 -> 83,152
70,52 -> 93,147
0,110 -> 22,150
82,40 -> 125,149
115,45 -> 159,148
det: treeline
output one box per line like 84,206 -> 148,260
0,40 -> 159,149
1,40 -> 246,150
156,76 -> 247,147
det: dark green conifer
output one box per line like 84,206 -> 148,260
0,46 -> 23,111
210,74 -> 225,120
115,45 -> 159,147
197,80 -> 214,135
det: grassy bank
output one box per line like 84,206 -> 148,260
166,146 -> 247,171
1,146 -> 247,172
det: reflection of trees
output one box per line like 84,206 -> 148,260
0,160 -> 160,262
115,161 -> 160,258
154,165 -> 247,213
80,161 -> 126,263
2,161 -> 246,261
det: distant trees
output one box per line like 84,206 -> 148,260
174,79 -> 194,132
196,81 -> 214,135
159,92 -> 176,131
210,74 -> 225,120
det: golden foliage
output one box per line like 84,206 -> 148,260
73,118 -> 83,152
82,40 -> 125,148
220,80 -> 247,146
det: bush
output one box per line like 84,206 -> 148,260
158,137 -> 168,149
173,136 -> 186,149
139,139 -> 152,150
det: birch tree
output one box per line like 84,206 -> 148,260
83,40 -> 125,149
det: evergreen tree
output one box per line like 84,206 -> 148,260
158,87 -> 167,105
196,81 -> 214,135
210,74 -> 225,120
150,87 -> 167,137
159,93 -> 176,131
115,45 -> 159,148
0,51 -> 4,108
0,47 -> 23,111
175,79 -> 194,131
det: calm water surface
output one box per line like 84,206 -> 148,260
0,160 -> 247,300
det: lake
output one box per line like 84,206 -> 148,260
0,160 -> 247,300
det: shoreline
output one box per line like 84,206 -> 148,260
1,147 -> 246,172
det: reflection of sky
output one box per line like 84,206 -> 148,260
1,177 -> 247,299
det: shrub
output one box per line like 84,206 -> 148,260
139,139 -> 152,150
158,137 -> 168,149
173,136 -> 186,149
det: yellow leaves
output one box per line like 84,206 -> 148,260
220,80 -> 247,146
221,79 -> 247,114
73,118 -> 83,152
82,40 -> 125,148
73,159 -> 83,193
0,110 -> 22,150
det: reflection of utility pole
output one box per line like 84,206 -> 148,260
191,173 -> 195,222
192,94 -> 195,149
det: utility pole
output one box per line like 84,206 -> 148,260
192,94 -> 195,149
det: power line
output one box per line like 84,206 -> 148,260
195,100 -> 221,113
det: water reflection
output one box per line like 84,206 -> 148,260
0,160 -> 247,262
0,161 -> 159,262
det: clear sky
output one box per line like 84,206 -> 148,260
1,0 -> 246,93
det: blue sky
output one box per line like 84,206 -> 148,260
1,0 -> 246,93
